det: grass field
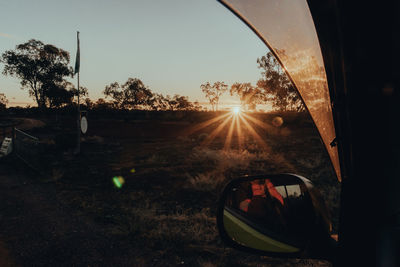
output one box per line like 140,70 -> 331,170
2,110 -> 339,266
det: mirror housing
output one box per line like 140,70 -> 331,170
217,174 -> 337,260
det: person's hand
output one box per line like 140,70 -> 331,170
239,199 -> 251,212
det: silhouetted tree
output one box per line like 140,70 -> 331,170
192,101 -> 202,111
46,84 -> 74,108
93,98 -> 112,111
169,95 -> 194,111
200,82 -> 214,110
84,98 -> 93,110
151,93 -> 171,111
257,51 -> 302,111
201,81 -> 228,111
150,93 -> 200,111
0,93 -> 8,111
45,81 -> 87,108
1,39 -> 73,109
71,86 -> 88,100
103,82 -> 122,108
103,78 -> 153,110
230,82 -> 264,111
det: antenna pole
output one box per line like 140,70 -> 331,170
76,70 -> 80,154
75,31 -> 81,155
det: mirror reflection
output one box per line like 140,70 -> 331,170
223,175 -> 321,253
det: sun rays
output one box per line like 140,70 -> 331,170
186,110 -> 274,151
235,115 -> 243,150
184,112 -> 231,136
224,115 -> 236,150
238,114 -> 270,152
203,114 -> 233,146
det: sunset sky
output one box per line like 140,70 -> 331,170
0,0 -> 269,109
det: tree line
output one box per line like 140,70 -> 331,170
101,78 -> 201,111
0,39 -> 202,111
1,39 -> 303,112
201,52 -> 303,112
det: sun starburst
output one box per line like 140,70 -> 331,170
185,110 -> 278,151
232,106 -> 241,115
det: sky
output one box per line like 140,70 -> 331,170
0,0 -> 269,108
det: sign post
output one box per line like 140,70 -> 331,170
80,111 -> 88,134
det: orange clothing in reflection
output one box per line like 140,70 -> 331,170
251,183 -> 266,197
239,198 -> 251,212
238,179 -> 284,213
265,179 -> 284,205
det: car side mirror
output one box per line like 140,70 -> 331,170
217,174 -> 337,260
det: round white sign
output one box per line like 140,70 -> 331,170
80,116 -> 88,134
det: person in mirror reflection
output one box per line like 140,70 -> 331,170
265,179 -> 284,205
239,179 -> 287,231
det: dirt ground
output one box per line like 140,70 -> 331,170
0,111 -> 338,266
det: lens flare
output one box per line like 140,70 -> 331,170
113,176 -> 125,188
272,116 -> 284,127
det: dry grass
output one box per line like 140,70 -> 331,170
25,111 -> 338,266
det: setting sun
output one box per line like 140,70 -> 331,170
232,106 -> 241,115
